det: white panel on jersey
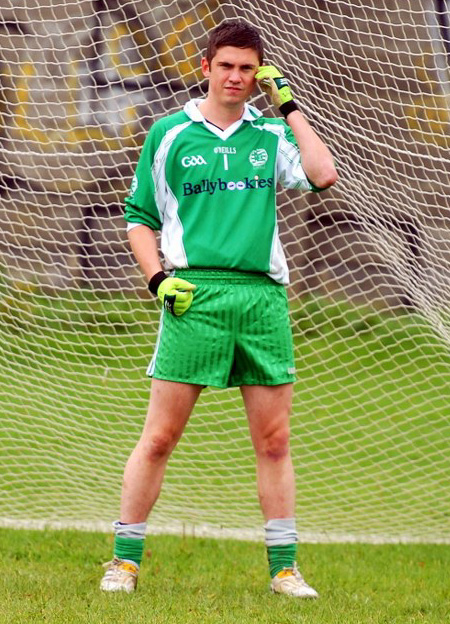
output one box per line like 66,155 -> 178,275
152,121 -> 192,268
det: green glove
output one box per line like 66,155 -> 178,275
157,277 -> 196,316
256,65 -> 297,114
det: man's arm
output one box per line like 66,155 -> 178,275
127,224 -> 195,317
127,224 -> 163,282
284,108 -> 337,190
256,65 -> 338,190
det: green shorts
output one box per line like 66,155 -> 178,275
147,269 -> 296,388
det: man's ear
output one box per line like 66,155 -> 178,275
201,57 -> 210,78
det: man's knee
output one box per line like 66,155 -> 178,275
141,429 -> 179,462
255,427 -> 290,461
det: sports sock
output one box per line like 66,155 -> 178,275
112,520 -> 146,567
267,543 -> 297,578
264,517 -> 298,578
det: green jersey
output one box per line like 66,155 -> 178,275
124,99 -> 321,284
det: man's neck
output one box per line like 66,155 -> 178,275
197,98 -> 245,130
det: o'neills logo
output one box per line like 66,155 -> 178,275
183,176 -> 273,196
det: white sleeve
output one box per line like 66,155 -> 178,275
276,134 -> 313,191
126,222 -> 147,232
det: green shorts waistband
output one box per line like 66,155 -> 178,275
173,268 -> 280,285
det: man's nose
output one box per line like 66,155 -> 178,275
229,69 -> 241,82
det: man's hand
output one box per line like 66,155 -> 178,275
157,277 -> 196,316
256,65 -> 294,110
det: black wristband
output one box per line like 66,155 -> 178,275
148,271 -> 167,295
279,100 -> 299,118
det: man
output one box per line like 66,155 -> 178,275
100,19 -> 337,598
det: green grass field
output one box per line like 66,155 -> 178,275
1,286 -> 450,621
1,528 -> 450,624
1,287 -> 449,538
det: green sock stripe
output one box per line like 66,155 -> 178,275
267,543 -> 297,578
114,535 -> 145,566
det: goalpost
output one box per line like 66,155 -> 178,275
0,0 -> 449,543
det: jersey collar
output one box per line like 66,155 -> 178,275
184,98 -> 262,140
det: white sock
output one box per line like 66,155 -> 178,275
112,520 -> 147,540
264,517 -> 298,546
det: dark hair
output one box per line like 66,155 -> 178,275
205,20 -> 264,65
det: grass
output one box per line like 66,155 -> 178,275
1,528 -> 450,624
0,286 -> 449,538
0,285 -> 450,622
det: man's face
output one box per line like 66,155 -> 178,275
201,46 -> 259,108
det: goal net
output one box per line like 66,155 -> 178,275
1,0 -> 449,543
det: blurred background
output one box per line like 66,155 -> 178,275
0,0 -> 448,305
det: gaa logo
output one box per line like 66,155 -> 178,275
181,154 -> 208,167
249,148 -> 268,167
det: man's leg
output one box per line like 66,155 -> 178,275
241,383 -> 318,598
120,379 -> 203,522
241,383 -> 295,520
101,379 -> 202,592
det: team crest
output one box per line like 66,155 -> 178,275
249,148 -> 268,167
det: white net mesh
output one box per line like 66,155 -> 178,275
1,0 -> 449,543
